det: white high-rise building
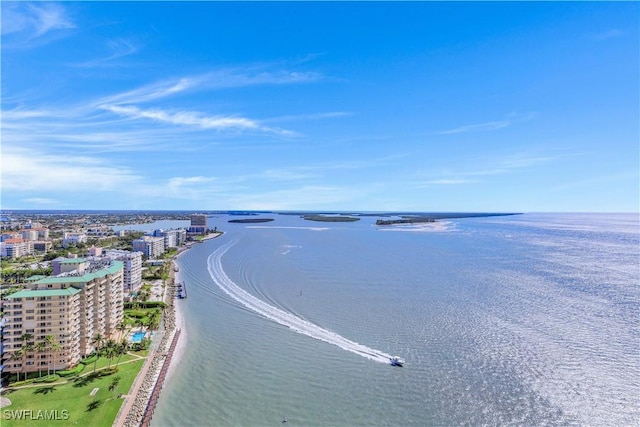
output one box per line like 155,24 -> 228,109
132,236 -> 165,258
105,250 -> 143,294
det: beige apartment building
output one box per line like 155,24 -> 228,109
1,259 -> 124,375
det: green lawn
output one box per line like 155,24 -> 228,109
1,358 -> 144,427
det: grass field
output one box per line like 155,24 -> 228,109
1,357 -> 145,427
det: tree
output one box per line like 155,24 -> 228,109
45,335 -> 62,375
9,350 -> 24,382
51,340 -> 62,375
104,339 -> 118,369
116,321 -> 128,340
147,309 -> 160,330
109,375 -> 121,397
91,333 -> 104,373
34,341 -> 47,377
115,338 -> 129,366
18,333 -> 34,381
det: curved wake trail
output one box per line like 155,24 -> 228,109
207,240 -> 393,364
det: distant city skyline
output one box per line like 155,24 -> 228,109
2,2 -> 638,212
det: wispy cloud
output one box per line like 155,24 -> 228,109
1,3 -> 75,45
74,38 -> 140,67
265,111 -> 353,123
592,29 -> 623,40
438,112 -> 536,135
1,148 -> 141,192
95,77 -> 205,105
438,120 -> 510,135
96,69 -> 322,106
101,104 -> 295,136
21,198 -> 62,207
421,179 -> 475,185
227,185 -> 368,210
30,3 -> 75,37
550,171 -> 639,192
414,152 -> 557,187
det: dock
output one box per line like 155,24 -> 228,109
176,281 -> 187,299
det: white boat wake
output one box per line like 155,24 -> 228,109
207,240 -> 393,364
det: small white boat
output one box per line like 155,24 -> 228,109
389,356 -> 405,367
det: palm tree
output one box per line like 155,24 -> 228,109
116,321 -> 128,340
115,338 -> 129,366
44,335 -> 62,375
34,341 -> 47,377
51,337 -> 62,375
18,333 -> 34,381
91,333 -> 104,373
9,350 -> 24,382
147,310 -> 160,330
109,375 -> 121,396
104,339 -> 118,369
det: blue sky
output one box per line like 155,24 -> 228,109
1,2 -> 638,212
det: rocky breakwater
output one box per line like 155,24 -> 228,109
120,270 -> 180,427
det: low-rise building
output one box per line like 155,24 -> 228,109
62,232 -> 87,248
33,241 -> 53,253
0,239 -> 34,259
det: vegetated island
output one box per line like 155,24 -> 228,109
375,217 -> 436,225
228,218 -> 275,223
302,214 -> 361,222
375,212 -> 520,225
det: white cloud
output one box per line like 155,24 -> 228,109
422,179 -> 474,185
21,198 -> 61,206
265,111 -> 353,123
227,185 -> 367,210
96,69 -> 322,106
438,112 -> 536,135
95,77 -> 205,106
439,120 -> 510,135
167,176 -> 218,188
74,38 -> 140,67
30,3 -> 75,37
1,3 -> 75,40
414,152 -> 557,187
1,148 -> 140,192
102,104 -> 296,136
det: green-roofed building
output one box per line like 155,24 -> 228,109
2,259 -> 125,377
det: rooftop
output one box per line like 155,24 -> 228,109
58,258 -> 87,264
6,287 -> 83,299
35,260 -> 124,285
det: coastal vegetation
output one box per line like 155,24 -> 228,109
302,215 -> 360,222
228,218 -> 275,223
375,217 -> 436,226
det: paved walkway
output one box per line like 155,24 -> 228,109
114,350 -> 156,427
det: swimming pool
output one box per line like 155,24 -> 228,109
131,331 -> 146,343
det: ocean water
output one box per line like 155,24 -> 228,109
151,213 -> 639,426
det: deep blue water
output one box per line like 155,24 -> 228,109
152,213 -> 639,426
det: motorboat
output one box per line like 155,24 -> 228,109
389,356 -> 405,367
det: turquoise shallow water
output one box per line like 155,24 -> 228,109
151,213 -> 639,426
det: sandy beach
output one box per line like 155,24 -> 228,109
165,263 -> 187,380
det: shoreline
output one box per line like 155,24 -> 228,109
165,255 -> 187,380
117,232 -> 220,426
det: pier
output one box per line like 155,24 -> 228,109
177,281 -> 187,299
